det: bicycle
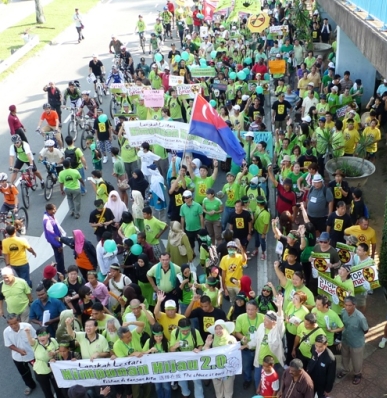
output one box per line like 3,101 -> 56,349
0,208 -> 29,237
120,66 -> 133,84
95,75 -> 107,105
36,128 -> 63,149
109,94 -> 120,120
63,107 -> 80,141
77,114 -> 95,150
12,168 -> 37,209
41,160 -> 59,201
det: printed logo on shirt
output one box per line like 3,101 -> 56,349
261,333 -> 268,346
198,183 -> 207,196
168,324 -> 178,333
285,268 -> 295,280
228,263 -> 237,272
65,175 -> 74,181
175,193 -> 183,206
235,217 -> 244,229
304,161 -> 312,169
9,244 -> 19,252
333,186 -> 342,199
227,189 -> 235,201
203,316 -> 215,332
334,218 -> 344,231
98,122 -> 106,132
277,104 -> 285,114
357,234 -> 367,243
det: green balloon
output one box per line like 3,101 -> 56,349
249,164 -> 259,176
229,72 -> 237,80
104,239 -> 117,253
98,114 -> 108,123
131,244 -> 143,256
210,99 -> 217,107
181,51 -> 189,61
129,234 -> 138,244
47,282 -> 68,299
244,57 -> 252,65
256,86 -> 264,94
237,71 -> 246,80
211,50 -> 217,59
155,53 -> 162,62
174,55 -> 181,63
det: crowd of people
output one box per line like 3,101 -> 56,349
2,1 -> 387,398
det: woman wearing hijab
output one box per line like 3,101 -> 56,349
129,169 -> 149,199
131,190 -> 145,231
148,164 -> 167,222
166,221 -> 193,266
178,263 -> 197,315
134,254 -> 154,310
105,190 -> 127,250
190,158 -> 202,177
56,309 -> 83,344
59,230 -> 98,280
203,320 -> 237,398
228,292 -> 247,322
239,275 -> 255,300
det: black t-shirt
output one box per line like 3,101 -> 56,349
168,50 -> 181,60
93,119 -> 112,140
279,261 -> 303,280
326,211 -> 352,245
66,277 -> 85,314
272,100 -> 292,121
328,82 -> 342,94
248,104 -> 265,119
350,199 -> 365,224
188,307 -> 227,340
168,186 -> 185,222
119,51 -> 132,66
216,241 -> 228,261
328,180 -> 350,207
89,208 -> 115,236
298,154 -> 318,169
228,210 -> 252,240
312,29 -> 321,42
279,236 -> 301,262
89,60 -> 104,76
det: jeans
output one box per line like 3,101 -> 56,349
11,263 -> 31,287
254,231 -> 267,252
222,206 -> 234,230
254,363 -> 283,390
178,379 -> 204,398
241,349 -> 255,382
78,167 -> 86,194
51,245 -> 65,275
64,188 -> 81,217
155,382 -> 171,398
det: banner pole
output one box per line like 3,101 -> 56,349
181,92 -> 200,167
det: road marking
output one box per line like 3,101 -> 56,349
63,113 -> 71,124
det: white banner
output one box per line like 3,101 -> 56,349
51,344 -> 242,388
176,84 -> 201,98
123,120 -> 227,160
200,26 -> 208,38
169,75 -> 186,86
269,25 -> 289,33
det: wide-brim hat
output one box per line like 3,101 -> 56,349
207,319 -> 235,335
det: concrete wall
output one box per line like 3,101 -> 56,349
318,0 -> 387,78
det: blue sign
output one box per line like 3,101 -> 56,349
241,131 -> 273,160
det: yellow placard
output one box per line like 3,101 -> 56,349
247,13 -> 270,33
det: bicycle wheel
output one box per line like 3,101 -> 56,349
21,183 -> 30,209
80,128 -> 88,150
109,97 -> 117,119
44,175 -> 54,200
68,120 -> 78,141
30,175 -> 37,191
97,86 -> 103,105
16,206 -> 29,233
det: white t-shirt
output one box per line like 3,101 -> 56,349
39,148 -> 64,164
73,13 -> 83,28
138,150 -> 161,176
3,322 -> 36,362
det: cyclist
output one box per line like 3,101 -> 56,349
36,103 -> 63,149
154,17 -> 164,44
0,173 -> 19,213
88,54 -> 106,93
135,15 -> 146,48
39,139 -> 64,177
105,65 -> 124,87
9,135 -> 44,187
77,91 -> 98,119
119,46 -> 134,75
161,6 -> 173,40
62,81 -> 82,108
149,33 -> 159,54
109,35 -> 123,55
43,81 -> 62,124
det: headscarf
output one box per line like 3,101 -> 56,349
131,190 -> 144,219
134,253 -> 151,283
105,190 -> 128,222
56,310 -> 82,343
191,158 -> 202,176
211,322 -> 236,347
73,230 -> 85,255
148,166 -> 165,202
129,169 -> 149,198
231,292 -> 247,321
168,221 -> 185,246
239,275 -> 253,299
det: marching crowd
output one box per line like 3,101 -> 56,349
2,1 -> 387,398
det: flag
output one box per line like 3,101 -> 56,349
215,0 -> 232,11
203,0 -> 216,20
234,0 -> 261,13
188,95 -> 246,165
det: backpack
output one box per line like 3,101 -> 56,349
98,180 -> 114,194
64,147 -> 80,169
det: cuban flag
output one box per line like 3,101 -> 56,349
188,94 -> 246,165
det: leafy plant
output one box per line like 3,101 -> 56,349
316,128 -> 345,161
354,133 -> 376,165
291,0 -> 312,48
338,161 -> 362,177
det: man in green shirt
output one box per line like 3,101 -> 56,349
142,206 -> 168,258
167,89 -> 183,121
180,190 -> 204,249
187,159 -> 219,204
64,135 -> 87,194
58,159 -> 84,219
117,123 -> 138,178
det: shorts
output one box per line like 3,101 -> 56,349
14,159 -> 37,172
367,152 -> 376,159
308,215 -> 327,234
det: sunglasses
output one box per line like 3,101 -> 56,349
319,241 -> 328,244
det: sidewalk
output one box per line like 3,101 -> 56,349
0,0 -> 54,35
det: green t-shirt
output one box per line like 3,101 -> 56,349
122,309 -> 153,337
75,332 -> 110,359
322,75 -> 333,88
113,330 -> 143,357
193,176 -> 215,204
135,101 -> 148,120
137,20 -> 146,32
143,339 -> 168,353
180,201 -> 203,231
120,222 -> 137,238
1,277 -> 31,314
235,313 -> 265,337
113,156 -> 125,177
253,208 -> 270,234
143,216 -> 166,245
287,172 -> 303,193
58,168 -> 81,190
33,339 -> 58,375
222,182 -> 241,207
332,276 -> 354,314
14,143 -> 29,163
168,98 -> 183,119
246,187 -> 266,213
296,323 -> 326,358
118,137 -> 138,163
311,308 -> 344,346
149,70 -> 162,89
169,329 -> 204,351
200,286 -> 219,308
283,280 -> 315,311
259,328 -> 279,365
202,197 -> 222,221
284,303 -> 309,335
148,108 -> 162,120
304,57 -> 316,69
152,144 -> 168,159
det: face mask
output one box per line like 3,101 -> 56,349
250,184 -> 258,189
228,249 -> 236,255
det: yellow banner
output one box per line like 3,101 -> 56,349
215,0 -> 232,11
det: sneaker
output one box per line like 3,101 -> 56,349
20,226 -> 26,235
112,157 -> 116,164
106,90 -> 110,95
367,289 -> 374,295
103,156 -> 108,164
171,382 -> 178,390
41,181 -> 45,189
379,338 -> 387,349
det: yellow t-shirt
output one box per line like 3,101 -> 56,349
2,236 -> 30,266
343,128 -> 360,154
156,312 -> 185,341
363,126 -> 381,153
344,225 -> 376,250
219,254 -> 246,287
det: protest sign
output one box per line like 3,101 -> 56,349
109,83 -> 125,94
317,272 -> 353,308
241,131 -> 274,160
350,258 -> 380,293
143,90 -> 165,107
336,242 -> 356,266
176,84 -> 201,99
51,344 -> 242,388
336,105 -> 350,119
212,82 -> 228,92
191,67 -> 216,78
200,26 -> 208,38
123,120 -> 227,161
311,252 -> 331,278
169,75 -> 185,86
127,85 -> 144,97
269,25 -> 289,33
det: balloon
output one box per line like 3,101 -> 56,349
210,99 -> 217,107
237,71 -> 246,80
174,55 -> 181,63
249,164 -> 259,176
264,73 -> 270,81
47,282 -> 68,299
131,244 -> 143,256
200,58 -> 207,65
197,13 -> 204,19
243,67 -> 250,76
211,50 -> 217,59
244,57 -> 252,65
129,234 -> 138,244
229,71 -> 237,80
256,86 -> 264,94
181,51 -> 189,61
198,4 -> 203,10
98,114 -> 108,123
154,53 -> 163,62
198,274 -> 206,284
104,239 -> 117,253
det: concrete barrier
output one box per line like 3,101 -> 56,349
0,34 -> 39,75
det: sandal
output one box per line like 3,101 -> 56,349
352,375 -> 362,385
261,253 -> 266,260
337,371 -> 347,379
251,250 -> 258,257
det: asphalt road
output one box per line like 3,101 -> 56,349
0,1 -> 277,396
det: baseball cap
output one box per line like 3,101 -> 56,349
319,232 -> 330,241
165,300 -> 176,309
266,311 -> 277,321
307,82 -> 314,87
233,105 -> 240,111
331,86 -> 338,91
282,155 -> 291,162
183,190 -> 192,198
245,132 -> 255,138
276,54 -> 281,58
226,100 -> 232,106
227,241 -> 238,248
226,172 -> 236,177
328,62 -> 335,68
140,57 -> 145,61
302,115 -> 311,123
242,95 -> 250,101
319,116 -> 326,122
312,174 -> 324,183
250,176 -> 259,184
164,66 -> 170,70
